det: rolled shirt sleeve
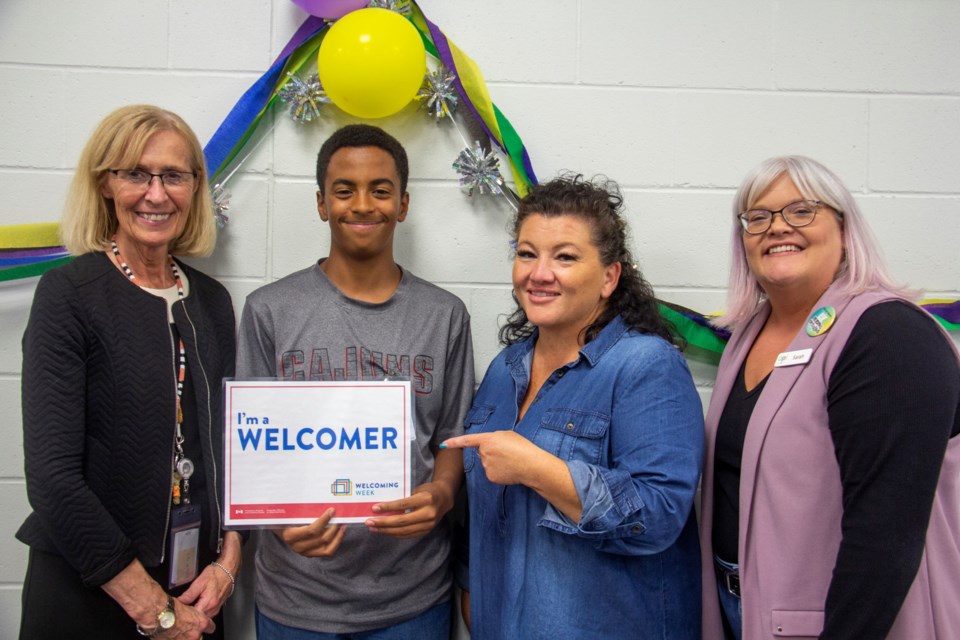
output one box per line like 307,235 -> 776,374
538,342 -> 704,555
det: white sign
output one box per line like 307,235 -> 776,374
223,380 -> 413,527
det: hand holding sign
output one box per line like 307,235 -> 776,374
274,508 -> 346,558
365,481 -> 452,538
365,447 -> 462,539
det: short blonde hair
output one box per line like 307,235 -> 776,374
60,105 -> 216,257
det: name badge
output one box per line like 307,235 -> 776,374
774,348 -> 812,367
168,504 -> 201,588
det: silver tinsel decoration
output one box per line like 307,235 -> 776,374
417,67 -> 459,123
277,72 -> 329,124
211,183 -> 230,228
452,141 -> 505,196
368,0 -> 411,15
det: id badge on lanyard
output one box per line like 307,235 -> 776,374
168,503 -> 201,589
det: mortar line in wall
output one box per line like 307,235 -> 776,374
865,99 -> 873,188
2,61 -> 957,99
770,0 -> 779,89
481,80 -> 960,100
433,283 -> 733,293
264,175 -> 960,197
0,62 -> 270,79
166,0 -> 173,69
265,107 -> 276,282
575,0 -> 582,85
0,166 -> 75,175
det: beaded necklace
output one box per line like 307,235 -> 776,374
110,237 -> 192,504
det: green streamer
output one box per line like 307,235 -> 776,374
658,303 -> 727,360
0,257 -> 74,282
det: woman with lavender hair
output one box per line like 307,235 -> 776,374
700,155 -> 959,639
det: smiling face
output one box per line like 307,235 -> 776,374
743,173 -> 844,299
100,130 -> 196,255
513,213 -> 621,341
317,146 -> 409,263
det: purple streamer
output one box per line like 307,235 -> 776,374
0,247 -> 69,259
274,15 -> 327,64
424,18 -> 505,156
425,18 -> 536,186
922,302 -> 960,324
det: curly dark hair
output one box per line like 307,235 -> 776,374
315,124 -> 409,194
499,174 -> 678,347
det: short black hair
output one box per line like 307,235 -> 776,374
315,124 -> 409,194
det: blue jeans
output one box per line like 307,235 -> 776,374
255,601 -> 451,640
714,555 -> 742,640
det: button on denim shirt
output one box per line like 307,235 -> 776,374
464,316 -> 704,640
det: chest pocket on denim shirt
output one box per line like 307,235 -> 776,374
462,404 -> 495,473
534,408 -> 609,465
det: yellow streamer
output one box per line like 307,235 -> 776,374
448,40 -> 503,143
447,40 -> 533,194
0,223 -> 62,250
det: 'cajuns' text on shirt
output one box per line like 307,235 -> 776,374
280,345 -> 433,394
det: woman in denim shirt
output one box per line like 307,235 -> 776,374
443,175 -> 703,639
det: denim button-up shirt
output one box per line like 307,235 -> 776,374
464,316 -> 703,639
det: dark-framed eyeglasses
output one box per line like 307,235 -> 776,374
738,200 -> 822,235
109,169 -> 197,190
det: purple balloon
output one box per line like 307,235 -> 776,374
291,0 -> 368,20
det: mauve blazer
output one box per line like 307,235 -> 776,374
700,283 -> 960,639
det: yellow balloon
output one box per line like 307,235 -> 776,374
318,8 -> 427,119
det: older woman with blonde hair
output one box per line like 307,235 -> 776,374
700,155 -> 960,639
18,105 -> 240,640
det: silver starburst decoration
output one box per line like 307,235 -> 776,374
211,183 -> 230,228
417,67 -> 459,123
277,72 -> 329,124
453,141 -> 505,196
368,0 -> 411,15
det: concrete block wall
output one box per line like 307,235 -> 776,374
1,1 -> 957,637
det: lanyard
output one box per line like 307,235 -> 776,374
110,238 -> 193,504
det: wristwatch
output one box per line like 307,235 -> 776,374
136,595 -> 176,637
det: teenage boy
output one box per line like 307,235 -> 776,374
236,124 -> 475,638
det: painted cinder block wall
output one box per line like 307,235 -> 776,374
1,1 -> 958,637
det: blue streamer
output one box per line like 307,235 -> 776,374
203,56 -> 289,179
0,254 -> 69,267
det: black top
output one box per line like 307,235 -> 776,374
711,362 -> 767,562
712,301 -> 960,639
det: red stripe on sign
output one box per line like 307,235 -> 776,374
229,502 -> 389,519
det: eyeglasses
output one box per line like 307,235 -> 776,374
109,169 -> 197,190
738,200 -> 822,235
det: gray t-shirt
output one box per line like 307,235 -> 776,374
236,261 -> 475,633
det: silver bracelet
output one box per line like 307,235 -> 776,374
210,561 -> 236,597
